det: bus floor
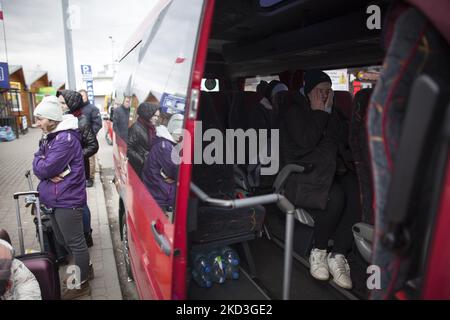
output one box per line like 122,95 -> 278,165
263,208 -> 369,300
188,236 -> 345,300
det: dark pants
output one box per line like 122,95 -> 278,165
50,208 -> 90,282
82,205 -> 91,235
84,157 -> 90,180
308,172 -> 362,255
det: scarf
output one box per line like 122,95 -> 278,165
137,117 -> 156,149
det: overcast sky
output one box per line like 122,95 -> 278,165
1,0 -> 158,87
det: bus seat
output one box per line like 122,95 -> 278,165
367,4 -> 450,299
349,88 -> 374,264
352,222 -> 374,264
229,91 -> 279,193
190,92 -> 265,245
229,91 -> 266,131
350,88 -> 374,224
209,91 -> 232,129
333,90 -> 353,120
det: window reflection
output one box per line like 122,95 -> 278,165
127,102 -> 160,177
112,96 -> 131,143
117,0 -> 203,220
142,113 -> 184,212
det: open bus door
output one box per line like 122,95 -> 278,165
113,0 -> 212,299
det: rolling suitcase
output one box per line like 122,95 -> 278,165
25,170 -> 68,265
13,187 -> 61,300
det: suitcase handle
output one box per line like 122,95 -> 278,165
13,191 -> 43,255
13,191 -> 39,199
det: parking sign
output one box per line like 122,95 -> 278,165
81,64 -> 93,81
0,62 -> 10,89
81,65 -> 95,104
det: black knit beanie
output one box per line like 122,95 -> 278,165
137,102 -> 160,121
304,70 -> 332,95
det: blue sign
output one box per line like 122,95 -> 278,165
0,62 -> 10,89
85,80 -> 95,105
160,93 -> 185,114
81,64 -> 95,105
80,64 -> 93,81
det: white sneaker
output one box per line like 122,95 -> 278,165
309,248 -> 329,281
327,253 -> 352,289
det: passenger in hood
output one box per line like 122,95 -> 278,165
127,102 -> 160,177
142,114 -> 184,210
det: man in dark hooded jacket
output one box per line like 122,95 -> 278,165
78,89 -> 102,135
57,90 -> 99,161
127,102 -> 160,177
57,90 -> 99,248
113,96 -> 131,143
79,89 -> 102,187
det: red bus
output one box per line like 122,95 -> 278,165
112,0 -> 450,300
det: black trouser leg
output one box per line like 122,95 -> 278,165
332,172 -> 362,255
84,157 -> 90,180
309,182 -> 345,250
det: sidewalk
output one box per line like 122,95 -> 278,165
0,128 -> 122,300
76,169 -> 122,300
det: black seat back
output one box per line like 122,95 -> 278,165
192,92 -> 234,197
190,92 -> 265,245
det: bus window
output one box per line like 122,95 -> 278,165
126,0 -> 205,220
244,75 -> 280,91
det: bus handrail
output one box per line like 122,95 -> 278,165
190,182 -> 296,300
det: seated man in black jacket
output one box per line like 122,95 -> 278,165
279,70 -> 361,290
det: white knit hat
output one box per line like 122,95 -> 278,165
167,113 -> 184,135
33,96 -> 63,122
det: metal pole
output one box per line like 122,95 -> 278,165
1,1 -> 9,63
109,36 -> 115,75
61,0 -> 76,90
34,196 -> 44,252
282,211 -> 295,300
15,198 -> 25,255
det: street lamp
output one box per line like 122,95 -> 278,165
108,35 -> 116,76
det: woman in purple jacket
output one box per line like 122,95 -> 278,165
142,114 -> 184,210
32,96 -> 90,300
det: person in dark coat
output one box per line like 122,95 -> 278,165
57,90 -> 99,248
127,102 -> 160,177
78,89 -> 102,135
57,90 -> 99,161
79,89 -> 103,187
113,97 -> 131,143
32,96 -> 90,299
142,114 -> 183,210
248,80 -> 289,188
251,80 -> 285,132
279,70 -> 361,290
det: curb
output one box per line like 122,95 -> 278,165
88,157 -> 123,300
